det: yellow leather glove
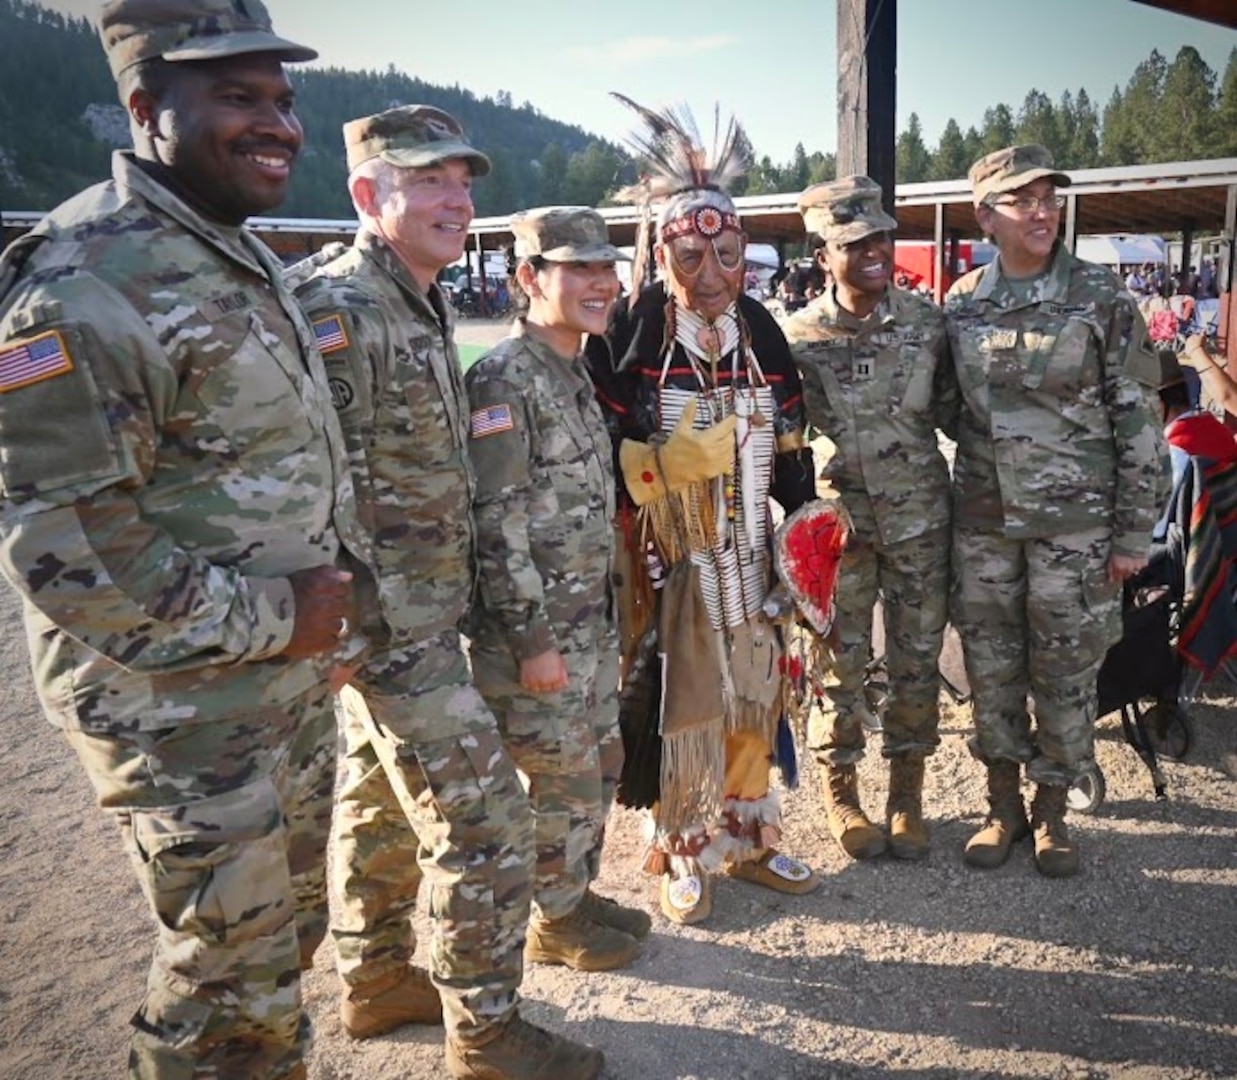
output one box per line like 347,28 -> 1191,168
620,399 -> 737,506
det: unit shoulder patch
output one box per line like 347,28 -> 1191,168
0,329 -> 74,392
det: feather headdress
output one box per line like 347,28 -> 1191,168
611,92 -> 752,202
610,92 -> 753,301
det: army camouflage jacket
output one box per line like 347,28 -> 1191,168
465,321 -> 615,661
783,285 -> 958,546
0,153 -> 368,732
293,229 -> 476,653
944,244 -> 1168,555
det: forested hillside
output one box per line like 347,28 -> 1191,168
1,0 -> 1235,218
0,0 -> 629,216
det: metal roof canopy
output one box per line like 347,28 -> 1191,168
458,157 -> 1237,248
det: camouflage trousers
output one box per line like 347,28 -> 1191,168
472,627 -> 623,920
810,528 -> 949,766
951,525 -> 1122,786
333,630 -> 534,1041
63,681 -> 336,1080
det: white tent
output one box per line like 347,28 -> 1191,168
1075,234 -> 1166,268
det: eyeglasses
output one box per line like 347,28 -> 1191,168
990,194 -> 1067,214
667,235 -> 745,278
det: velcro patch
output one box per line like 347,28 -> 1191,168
470,403 -> 514,438
313,314 -> 349,355
0,329 -> 74,393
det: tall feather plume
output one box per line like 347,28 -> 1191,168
610,92 -> 752,200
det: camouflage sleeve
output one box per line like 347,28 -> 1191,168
0,284 -> 296,670
464,356 -> 558,660
929,313 -> 961,440
1104,293 -> 1172,557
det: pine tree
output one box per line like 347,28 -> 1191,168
1156,46 -> 1218,161
1216,48 -> 1237,157
896,113 -> 932,183
979,104 -> 1016,156
931,118 -> 969,181
1069,89 -> 1101,169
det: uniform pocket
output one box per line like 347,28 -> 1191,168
194,314 -> 315,465
129,775 -> 288,946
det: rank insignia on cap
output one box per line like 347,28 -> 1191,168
470,403 -> 514,438
0,329 -> 74,393
312,314 -> 349,355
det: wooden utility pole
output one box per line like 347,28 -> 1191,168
837,0 -> 897,216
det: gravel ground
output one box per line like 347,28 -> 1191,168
1,317 -> 1235,1079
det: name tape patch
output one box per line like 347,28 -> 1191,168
0,329 -> 74,393
470,403 -> 514,438
313,314 -> 349,355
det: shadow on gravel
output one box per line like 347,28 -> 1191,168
623,922 -> 1236,1075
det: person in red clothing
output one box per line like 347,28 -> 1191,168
1159,349 -> 1237,481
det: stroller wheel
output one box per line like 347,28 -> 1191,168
1143,701 -> 1193,762
1067,765 -> 1106,814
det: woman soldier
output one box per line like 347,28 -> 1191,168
464,206 -> 651,972
943,146 -> 1167,877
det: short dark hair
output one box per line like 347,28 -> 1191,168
116,56 -> 175,105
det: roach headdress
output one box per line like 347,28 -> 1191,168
610,93 -> 753,297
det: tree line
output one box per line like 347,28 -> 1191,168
0,0 -> 1233,218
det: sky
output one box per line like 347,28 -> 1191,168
47,0 -> 1237,163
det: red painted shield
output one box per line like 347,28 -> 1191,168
774,498 -> 852,635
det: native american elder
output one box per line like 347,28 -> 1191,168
585,96 -> 820,925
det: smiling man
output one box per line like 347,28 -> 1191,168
783,176 -> 959,866
944,145 -> 1167,878
0,2 -> 371,1077
293,108 -> 601,1080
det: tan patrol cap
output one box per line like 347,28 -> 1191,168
98,0 -> 317,80
798,175 -> 897,244
344,105 -> 491,176
969,144 -> 1071,207
511,206 -> 629,263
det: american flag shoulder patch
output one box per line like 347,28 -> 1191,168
0,329 -> 74,393
470,403 -> 514,438
312,313 -> 349,355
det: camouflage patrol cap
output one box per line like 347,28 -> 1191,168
969,144 -> 1071,207
98,0 -> 317,80
798,175 -> 897,244
344,105 -> 491,176
511,206 -> 629,263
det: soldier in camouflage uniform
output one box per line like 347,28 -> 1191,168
0,3 -> 370,1077
944,145 -> 1168,877
783,177 -> 958,864
292,110 -> 603,1080
465,206 -> 651,976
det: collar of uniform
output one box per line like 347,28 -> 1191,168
510,316 -> 588,385
355,227 -> 449,323
112,151 -> 268,279
975,240 -> 1071,307
827,284 -> 893,333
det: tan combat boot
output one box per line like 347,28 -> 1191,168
340,965 -> 443,1040
577,887 -> 653,940
886,757 -> 930,860
446,1014 -> 604,1080
525,907 -> 641,972
822,762 -> 886,859
1030,783 -> 1080,878
964,761 -> 1031,869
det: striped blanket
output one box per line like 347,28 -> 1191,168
1173,456 -> 1237,677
